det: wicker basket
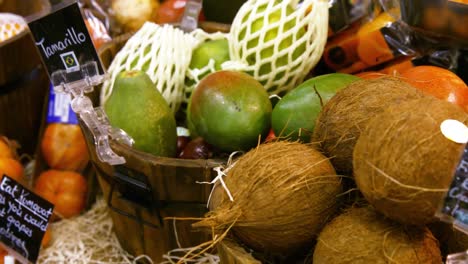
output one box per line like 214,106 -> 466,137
84,23 -> 229,262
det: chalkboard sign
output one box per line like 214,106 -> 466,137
439,145 -> 468,233
0,175 -> 54,263
27,0 -> 104,84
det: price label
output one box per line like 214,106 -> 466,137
46,83 -> 78,124
27,0 -> 104,83
438,144 -> 468,234
0,176 -> 54,263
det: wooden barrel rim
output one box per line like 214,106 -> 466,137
109,139 -> 224,168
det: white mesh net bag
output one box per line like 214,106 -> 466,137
184,30 -> 229,100
0,13 -> 27,43
100,22 -> 200,112
225,0 -> 329,95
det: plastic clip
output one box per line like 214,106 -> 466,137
179,0 -> 202,33
447,250 -> 468,264
50,61 -> 134,165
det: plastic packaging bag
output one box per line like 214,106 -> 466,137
322,9 -> 413,73
79,0 -> 112,49
328,0 -> 373,36
320,0 -> 467,76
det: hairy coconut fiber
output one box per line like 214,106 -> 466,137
194,141 -> 342,256
312,77 -> 423,174
313,206 -> 442,264
354,97 -> 468,226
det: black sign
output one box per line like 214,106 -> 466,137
440,145 -> 468,232
27,0 -> 104,83
0,176 -> 54,263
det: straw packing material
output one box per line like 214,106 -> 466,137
38,197 -> 151,264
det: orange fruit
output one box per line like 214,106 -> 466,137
34,170 -> 87,219
0,158 -> 23,182
400,66 -> 468,112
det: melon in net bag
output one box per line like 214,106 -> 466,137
224,0 -> 329,95
100,23 -> 200,113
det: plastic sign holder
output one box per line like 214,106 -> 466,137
179,0 -> 203,32
447,250 -> 468,264
26,0 -> 133,166
50,61 -> 134,165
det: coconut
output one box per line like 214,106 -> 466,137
313,206 -> 442,264
354,97 -> 468,225
194,141 -> 342,256
312,77 -> 423,174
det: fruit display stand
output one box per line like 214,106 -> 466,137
1,0 -> 468,263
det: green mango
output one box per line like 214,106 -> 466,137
189,70 -> 272,152
272,73 -> 360,142
190,39 -> 230,71
104,70 -> 177,157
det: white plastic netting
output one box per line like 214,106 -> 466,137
100,23 -> 200,113
184,30 -> 228,101
37,197 -> 151,264
101,0 -> 328,111
0,13 -> 27,43
225,0 -> 329,95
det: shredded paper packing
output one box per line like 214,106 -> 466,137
100,23 -> 199,113
226,0 -> 329,95
38,197 -> 151,264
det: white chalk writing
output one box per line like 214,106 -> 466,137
36,27 -> 86,59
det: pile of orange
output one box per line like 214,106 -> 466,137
34,123 -> 89,219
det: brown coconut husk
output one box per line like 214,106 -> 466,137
313,206 -> 442,264
312,77 -> 424,174
194,141 -> 342,257
354,97 -> 468,226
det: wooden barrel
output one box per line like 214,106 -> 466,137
0,4 -> 51,156
84,24 -> 229,262
84,136 -> 223,262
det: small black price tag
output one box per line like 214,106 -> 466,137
27,0 -> 104,82
0,175 -> 54,263
439,144 -> 468,232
